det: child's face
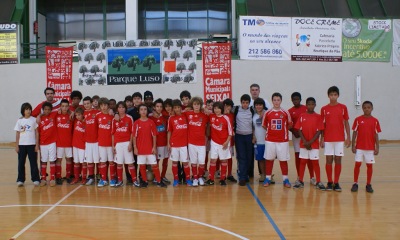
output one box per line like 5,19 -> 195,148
133,97 -> 142,106
109,101 -> 116,110
43,106 -> 52,115
125,100 -> 133,108
71,97 -> 81,107
83,100 -> 92,110
61,102 -> 69,114
328,92 -> 339,102
24,108 -> 32,117
272,96 -> 282,108
117,105 -> 126,115
181,96 -> 190,106
306,101 -> 316,112
144,98 -> 153,107
193,102 -> 201,112
100,103 -> 109,113
139,106 -> 148,117
75,112 -> 83,121
255,104 -> 264,112
224,105 -> 232,114
155,103 -> 163,114
362,103 -> 373,116
165,105 -> 172,114
206,102 -> 213,110
213,107 -> 222,115
173,105 -> 182,115
291,96 -> 301,107
241,100 -> 250,109
92,99 -> 99,107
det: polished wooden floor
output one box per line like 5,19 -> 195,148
0,143 -> 399,240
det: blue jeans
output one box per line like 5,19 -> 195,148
235,134 -> 253,181
17,145 -> 40,182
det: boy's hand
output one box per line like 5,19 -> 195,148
352,146 -> 356,154
374,149 -> 379,155
345,138 -> 351,148
152,147 -> 156,155
35,145 -> 39,152
114,114 -> 120,121
222,142 -> 228,150
320,140 -> 325,148
134,148 -> 138,155
15,145 -> 19,153
128,144 -> 132,152
252,136 -> 256,144
69,111 -> 75,120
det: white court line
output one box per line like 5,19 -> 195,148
1,204 -> 248,239
10,185 -> 82,239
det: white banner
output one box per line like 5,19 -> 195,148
393,19 -> 400,66
291,17 -> 342,62
238,16 -> 291,60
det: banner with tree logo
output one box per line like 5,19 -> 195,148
342,19 -> 392,62
393,19 -> 400,66
46,46 -> 73,100
77,39 -> 197,86
202,42 -> 232,101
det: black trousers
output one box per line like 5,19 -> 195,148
17,145 -> 40,182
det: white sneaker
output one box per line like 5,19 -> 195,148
294,178 -> 301,185
198,177 -> 205,186
33,181 -> 40,186
85,178 -> 94,186
193,179 -> 199,187
310,177 -> 317,186
17,181 -> 24,187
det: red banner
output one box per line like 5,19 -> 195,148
46,46 -> 73,101
202,42 -> 232,102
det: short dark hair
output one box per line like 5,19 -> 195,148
75,107 -> 84,115
250,83 -> 260,89
20,102 -> 32,116
362,101 -> 373,107
138,104 -> 148,112
254,98 -> 265,107
223,98 -> 234,107
327,86 -> 340,96
92,95 -> 100,100
172,99 -> 182,107
144,90 -> 153,99
164,98 -> 173,107
213,101 -> 224,111
132,92 -> 143,100
44,87 -> 55,95
306,97 -> 316,104
206,99 -> 214,104
109,98 -> 116,103
70,90 -> 82,100
240,94 -> 251,103
98,97 -> 109,106
180,90 -> 191,100
60,99 -> 69,105
124,95 -> 133,102
271,92 -> 282,100
154,98 -> 164,107
116,101 -> 127,110
83,96 -> 92,102
291,92 -> 301,99
42,101 -> 53,110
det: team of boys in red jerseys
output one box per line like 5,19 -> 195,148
15,86 -> 381,193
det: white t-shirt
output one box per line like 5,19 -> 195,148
250,98 -> 271,110
252,111 -> 266,145
14,116 -> 38,145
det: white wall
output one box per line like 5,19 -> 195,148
1,60 -> 399,142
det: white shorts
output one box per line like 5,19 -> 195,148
355,149 -> 375,164
210,140 -> 231,160
99,146 -> 114,163
137,155 -> 157,165
157,146 -> 169,159
299,148 -> 320,160
264,141 -> 290,161
56,147 -> 73,158
40,143 -> 57,162
188,144 -> 206,165
114,142 -> 134,165
292,135 -> 300,152
73,147 -> 85,164
85,142 -> 100,163
324,142 -> 344,156
170,147 -> 189,162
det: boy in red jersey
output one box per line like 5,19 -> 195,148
150,98 -> 170,184
185,97 -> 209,186
180,90 -> 191,111
55,99 -> 73,185
293,97 -> 326,190
38,102 -> 58,187
288,92 -> 315,186
97,98 -> 115,187
82,96 -> 100,185
168,99 -> 191,187
133,104 -> 167,188
69,90 -> 83,112
351,101 -> 381,193
262,92 -> 293,188
206,102 -> 233,186
320,86 -> 350,192
70,107 -> 87,185
223,98 -> 237,183
112,101 -> 138,187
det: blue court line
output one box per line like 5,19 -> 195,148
247,184 -> 286,240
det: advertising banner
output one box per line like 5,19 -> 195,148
46,46 -> 73,101
342,19 -> 392,62
0,23 -> 19,64
203,42 -> 232,101
291,17 -> 342,62
238,16 -> 291,60
393,19 -> 400,66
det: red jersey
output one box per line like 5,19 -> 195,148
294,112 -> 324,149
262,108 -> 292,143
288,105 -> 307,127
150,115 -> 168,147
84,109 -> 100,143
97,112 -> 113,147
32,100 -> 62,117
209,114 -> 233,145
321,103 -> 349,142
70,104 -> 84,112
168,114 -> 188,147
72,119 -> 86,149
352,116 -> 381,150
185,111 -> 209,146
133,118 -> 157,155
56,113 -> 73,147
112,115 -> 134,144
39,112 -> 57,145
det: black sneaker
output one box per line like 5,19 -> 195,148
157,181 -> 167,188
140,181 -> 148,188
326,182 -> 333,191
126,179 -> 134,186
220,180 -> 227,186
205,179 -> 215,186
293,181 -> 304,189
227,175 -> 237,183
270,174 -> 276,184
333,183 -> 342,192
351,183 -> 359,192
366,184 -> 374,193
239,180 -> 246,186
316,182 -> 326,191
55,178 -> 63,185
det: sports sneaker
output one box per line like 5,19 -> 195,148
126,179 -> 134,186
316,182 -> 326,191
216,170 -> 220,179
293,181 -> 304,189
198,177 -> 205,186
310,177 -> 317,186
162,177 -> 171,184
294,178 -> 301,186
186,179 -> 193,186
17,181 -> 24,187
351,183 -> 359,192
366,184 -> 374,193
70,178 -> 79,185
333,183 -> 342,192
220,180 -> 227,186
263,178 -> 271,187
49,180 -> 56,187
270,174 -> 275,184
140,181 -> 148,188
40,180 -> 47,187
153,178 -> 158,184
109,179 -> 117,187
33,181 -> 40,187
85,178 -> 94,186
56,178 -> 63,185
259,174 -> 266,182
157,181 -> 167,188
326,182 -> 333,191
97,179 -> 108,187
205,179 -> 215,186
192,179 -> 199,187
227,175 -> 237,183
173,180 -> 180,187
283,179 -> 291,188
115,181 -> 124,187
133,180 -> 141,188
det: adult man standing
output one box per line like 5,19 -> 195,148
32,87 -> 61,117
249,83 -> 271,109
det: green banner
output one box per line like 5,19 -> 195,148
342,19 -> 392,62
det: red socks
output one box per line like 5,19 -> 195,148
307,160 -> 314,178
198,165 -> 205,178
161,158 -> 168,178
298,158 -> 307,182
66,160 -> 72,178
55,162 -> 62,179
152,165 -> 161,183
366,163 -> 373,185
100,163 -> 107,181
209,162 -> 216,181
312,161 -> 321,183
326,164 -> 333,183
354,162 -> 362,183
183,164 -> 190,181
129,165 -> 137,182
117,165 -> 123,182
227,158 -> 233,176
74,164 -> 80,180
109,163 -> 116,180
139,165 -> 147,182
265,160 -> 274,175
41,163 -> 47,180
279,161 -> 288,176
220,161 -> 227,180
334,164 -> 342,184
50,162 -> 56,180
172,163 -> 179,180
88,164 -> 94,176
295,152 -> 300,176
81,164 -> 87,181
191,164 -> 198,180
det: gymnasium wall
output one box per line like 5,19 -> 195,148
1,60 -> 399,142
